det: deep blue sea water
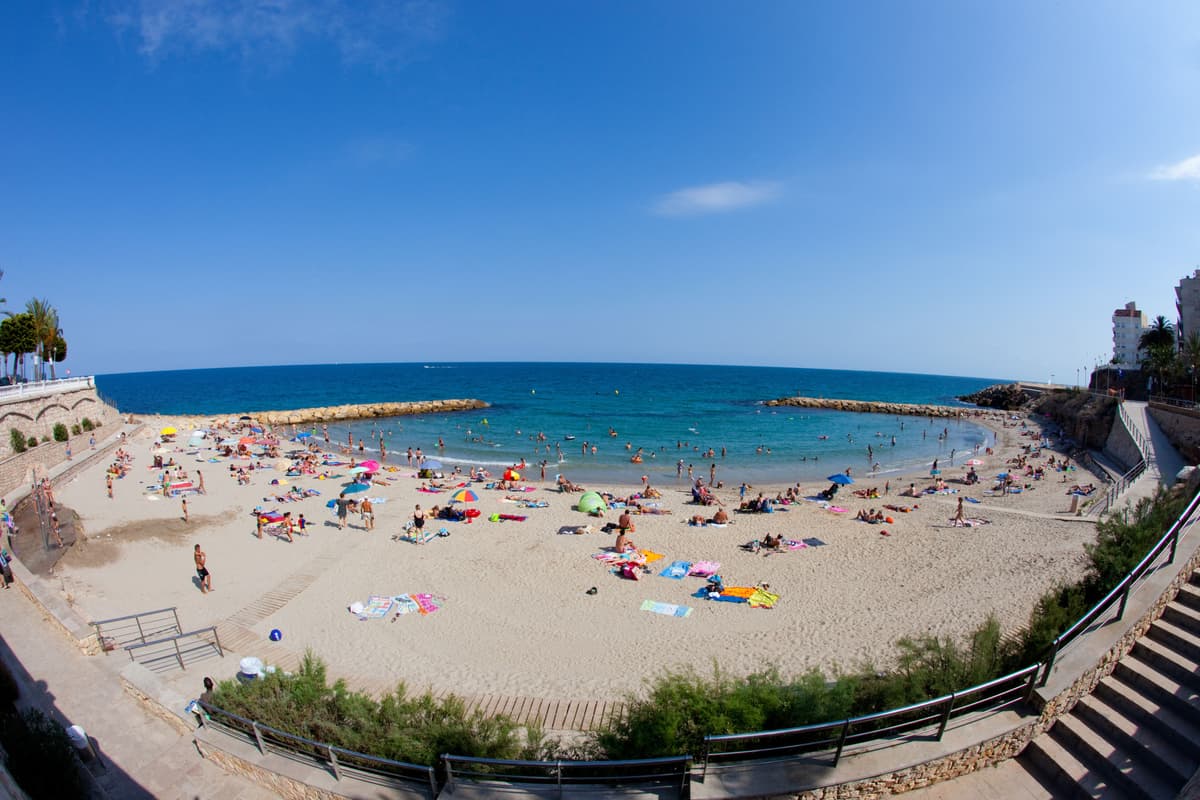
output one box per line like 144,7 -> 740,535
96,363 -> 1004,486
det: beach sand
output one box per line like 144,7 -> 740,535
51,411 -> 1100,708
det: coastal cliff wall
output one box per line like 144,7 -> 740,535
764,396 -> 972,418
233,398 -> 489,426
1147,403 -> 1200,464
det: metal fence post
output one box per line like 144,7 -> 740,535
833,721 -> 850,765
212,627 -> 224,657
935,694 -> 954,740
699,740 -> 709,782
1039,641 -> 1058,687
1169,528 -> 1179,564
1116,582 -> 1131,621
328,746 -> 340,780
251,722 -> 265,754
1024,666 -> 1039,702
135,616 -> 145,645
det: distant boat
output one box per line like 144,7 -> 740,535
564,435 -> 576,441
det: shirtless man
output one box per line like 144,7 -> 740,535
194,544 -> 212,593
617,509 -> 633,534
360,497 -> 375,531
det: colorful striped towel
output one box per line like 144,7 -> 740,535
361,595 -> 394,618
659,560 -> 692,579
392,595 -> 421,615
398,529 -> 436,545
414,593 -> 440,615
640,600 -> 692,618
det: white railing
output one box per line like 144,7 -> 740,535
0,375 -> 94,403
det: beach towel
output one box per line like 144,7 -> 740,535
396,529 -> 436,545
748,589 -> 780,609
784,539 -> 808,550
360,595 -> 394,619
688,561 -> 720,577
417,488 -> 444,494
414,593 -> 440,615
827,506 -> 848,513
659,560 -> 692,579
639,550 -> 664,564
802,537 -> 826,547
392,595 -> 421,615
964,497 -> 981,504
640,600 -> 692,618
693,588 -> 750,603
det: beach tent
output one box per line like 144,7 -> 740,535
187,431 -> 206,447
577,491 -> 607,514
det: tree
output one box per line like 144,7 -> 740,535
1139,315 -> 1176,352
23,299 -> 58,381
1145,342 -> 1177,395
0,314 -> 36,382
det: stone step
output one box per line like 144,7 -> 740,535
1146,617 -> 1200,664
1073,694 -> 1196,786
1129,636 -> 1200,693
1162,601 -> 1200,638
1113,657 -> 1200,722
1190,570 -> 1200,589
1176,582 -> 1200,612
1019,733 -> 1118,800
1050,714 -> 1178,800
1092,677 -> 1200,762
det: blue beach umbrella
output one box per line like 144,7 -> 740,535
342,482 -> 370,494
827,474 -> 854,485
423,459 -> 443,470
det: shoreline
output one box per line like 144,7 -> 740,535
46,405 -> 1102,708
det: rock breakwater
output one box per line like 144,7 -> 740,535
238,399 -> 489,426
764,396 -> 972,418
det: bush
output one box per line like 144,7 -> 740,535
80,418 -> 94,432
52,423 -> 68,442
0,709 -> 90,798
9,429 -> 25,454
71,424 -> 81,436
212,651 -> 535,767
26,436 -> 37,448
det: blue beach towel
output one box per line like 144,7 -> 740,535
659,560 -> 692,580
640,600 -> 692,618
964,497 -> 981,504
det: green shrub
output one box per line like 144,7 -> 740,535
212,651 -> 533,767
26,436 -> 36,448
52,423 -> 68,442
9,429 -> 25,454
0,709 -> 90,798
71,424 -> 81,436
80,418 -> 94,432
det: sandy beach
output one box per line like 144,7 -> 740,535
48,409 -> 1101,709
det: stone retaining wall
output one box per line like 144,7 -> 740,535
1148,403 -> 1200,464
0,386 -> 120,460
764,397 -> 975,418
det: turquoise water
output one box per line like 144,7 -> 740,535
96,362 -> 1003,485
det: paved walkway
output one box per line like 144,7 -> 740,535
1114,400 -> 1188,507
0,578 -> 276,799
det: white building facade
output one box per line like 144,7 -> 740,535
1112,301 -> 1146,366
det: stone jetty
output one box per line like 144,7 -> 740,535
237,399 -> 489,426
764,396 -> 972,418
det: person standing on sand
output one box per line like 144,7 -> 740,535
194,544 -> 211,593
256,515 -> 265,539
106,475 -> 113,499
197,470 -> 206,494
182,498 -> 189,522
953,497 -> 965,527
336,493 -> 349,530
360,497 -> 374,530
413,504 -> 425,535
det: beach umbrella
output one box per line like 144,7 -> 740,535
359,459 -> 380,473
343,482 -> 370,494
160,426 -> 177,436
295,432 -> 312,440
424,459 -> 443,470
930,469 -> 941,476
219,438 -> 239,446
239,436 -> 256,445
348,466 -> 368,474
577,491 -> 607,514
827,474 -> 854,485
996,472 -> 1009,479
450,488 -> 478,503
504,469 -> 522,481
239,415 -> 253,421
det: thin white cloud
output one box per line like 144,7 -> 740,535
344,135 -> 413,168
97,0 -> 448,69
653,180 -> 782,217
1148,153 -> 1200,182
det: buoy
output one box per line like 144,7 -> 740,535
269,629 -> 283,641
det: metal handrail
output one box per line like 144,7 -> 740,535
198,701 -> 439,795
0,375 -> 94,402
1040,486 -> 1200,684
90,606 -> 181,654
442,752 -> 693,797
124,625 -> 223,670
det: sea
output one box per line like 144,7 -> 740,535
95,363 -> 1005,486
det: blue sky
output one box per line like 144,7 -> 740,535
2,1 -> 1199,384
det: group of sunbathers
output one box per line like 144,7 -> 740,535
855,508 -> 886,523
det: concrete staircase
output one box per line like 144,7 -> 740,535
1017,572 -> 1200,799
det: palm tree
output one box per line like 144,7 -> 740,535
24,298 -> 58,381
1139,315 -> 1176,351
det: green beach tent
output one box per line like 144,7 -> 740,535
577,491 -> 607,515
